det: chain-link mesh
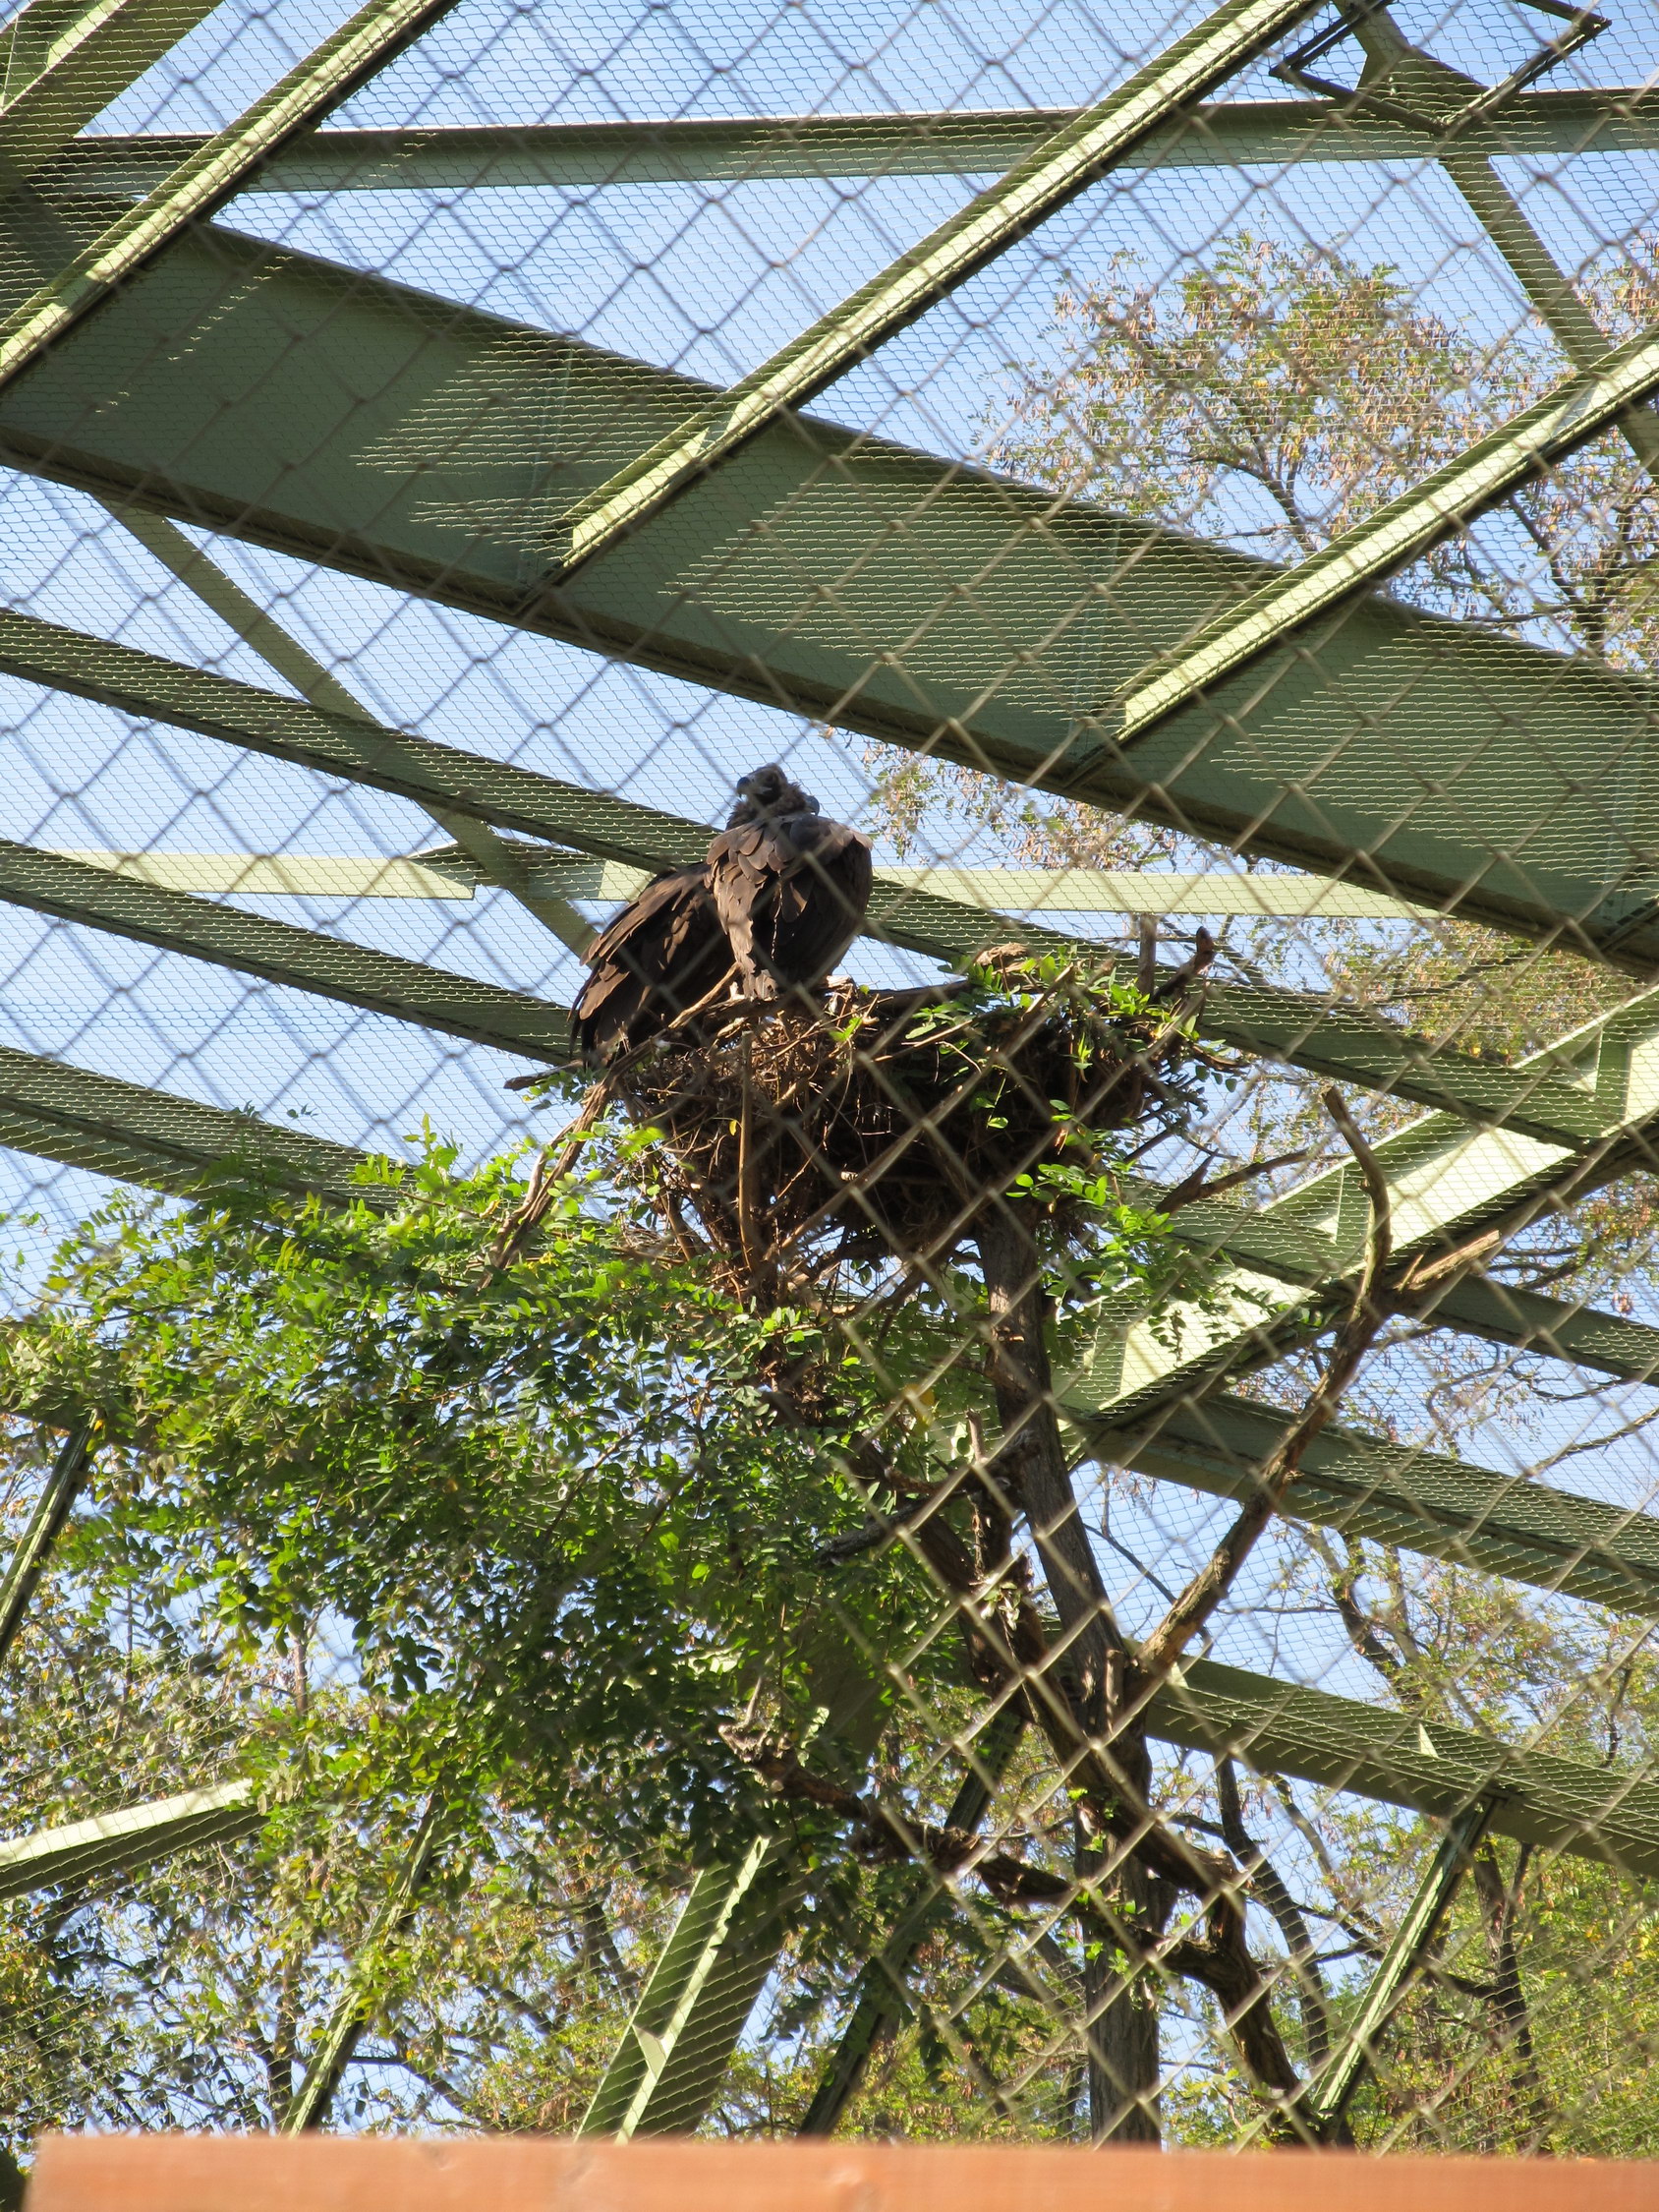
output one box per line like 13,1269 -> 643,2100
0,0 -> 1656,2170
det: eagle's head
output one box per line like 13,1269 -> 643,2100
728,763 -> 820,826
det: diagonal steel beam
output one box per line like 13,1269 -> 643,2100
0,0 -> 224,187
0,1775 -> 259,1898
545,0 -> 1328,581
9,232 -> 1659,972
1091,1391 -> 1659,1619
1118,317 -> 1659,744
110,506 -> 599,956
36,87 -> 1659,195
1296,1797 -> 1494,2138
0,1417 -> 91,1665
1341,9 -> 1659,481
282,1798 -> 442,2132
1062,978 -> 1659,1427
0,1041 -> 396,1198
1149,1655 -> 1659,1878
0,0 -> 465,400
0,842 -> 569,1058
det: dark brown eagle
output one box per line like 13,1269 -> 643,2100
572,765 -> 874,1061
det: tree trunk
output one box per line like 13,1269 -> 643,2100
975,1208 -> 1126,1746
978,1207 -> 1165,2139
1079,1838 -> 1166,2142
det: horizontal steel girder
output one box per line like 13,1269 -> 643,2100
0,0 -> 466,402
547,0 -> 1329,579
0,1042 -> 393,1198
1088,1391 -> 1659,1618
6,231 -> 1659,970
0,1776 -> 259,1898
1149,1657 -> 1659,1880
0,602 -> 1611,1130
52,849 -> 1432,918
0,842 -> 569,1059
0,0 -> 224,187
36,87 -> 1659,194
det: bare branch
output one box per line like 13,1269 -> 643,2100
1135,1089 -> 1392,1679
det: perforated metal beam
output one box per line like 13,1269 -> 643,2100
1150,1657 -> 1659,1876
1091,1392 -> 1659,1618
7,231 -> 1658,971
0,843 -> 569,1059
37,86 -> 1659,195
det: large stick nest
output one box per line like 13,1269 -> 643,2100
608,951 -> 1206,1282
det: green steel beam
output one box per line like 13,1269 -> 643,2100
0,0 -> 224,186
1090,1391 -> 1659,1619
0,842 -> 569,1059
546,0 -> 1328,580
0,1775 -> 259,1897
0,1041 -> 392,1197
579,1836 -> 789,2138
0,601 -> 1615,1132
110,505 -> 600,957
1118,320 -> 1659,744
35,87 -> 1659,195
1297,1797 -> 1494,2136
7,232 -> 1659,972
0,1417 -> 90,1664
0,0 -> 466,402
1160,1186 -> 1659,1385
1340,10 -> 1659,481
1146,1655 -> 1659,1878
1062,979 -> 1659,1426
0,593 -> 1647,1134
581,1631 -> 892,2138
282,1798 -> 442,2132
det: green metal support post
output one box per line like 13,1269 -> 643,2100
1296,1798 -> 1497,2137
282,1799 -> 443,2133
0,1418 -> 92,1664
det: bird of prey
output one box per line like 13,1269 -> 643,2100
571,766 -> 872,1060
708,765 -> 873,1002
570,865 -> 729,1063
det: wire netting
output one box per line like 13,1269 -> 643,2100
0,0 -> 1657,2170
